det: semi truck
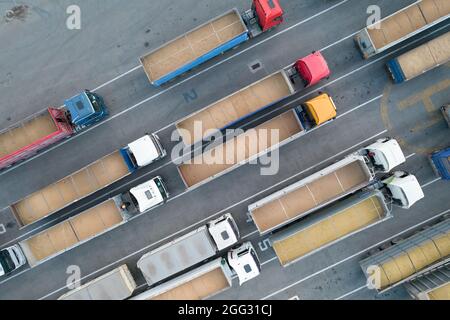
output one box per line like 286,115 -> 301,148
137,213 -> 240,286
0,90 -> 108,170
354,0 -> 450,59
175,51 -> 331,146
248,138 -> 406,234
386,31 -> 450,83
140,0 -> 284,86
429,146 -> 450,180
404,263 -> 450,300
178,93 -> 337,189
10,134 -> 165,229
270,172 -> 424,267
442,103 -> 450,127
58,265 -> 137,300
132,242 -> 261,300
18,176 -> 168,268
359,216 -> 449,293
0,245 -> 27,277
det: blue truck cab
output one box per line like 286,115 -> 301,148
430,147 -> 450,180
64,90 -> 108,131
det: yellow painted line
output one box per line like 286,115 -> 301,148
397,79 -> 450,112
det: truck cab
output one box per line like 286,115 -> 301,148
363,138 -> 406,173
227,242 -> 261,285
291,51 -> 331,87
120,134 -> 166,172
207,213 -> 240,251
0,245 -> 27,277
242,0 -> 284,37
382,171 -> 424,209
118,176 -> 169,214
64,90 -> 108,131
295,93 -> 337,130
429,147 -> 450,180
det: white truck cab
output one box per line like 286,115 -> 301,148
382,171 -> 424,209
0,245 -> 27,277
119,176 -> 169,214
207,213 -> 240,251
227,242 -> 261,285
122,134 -> 166,170
365,138 -> 406,172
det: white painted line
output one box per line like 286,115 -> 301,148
260,208 -> 450,300
405,153 -> 416,159
421,177 -> 441,188
335,285 -> 366,300
92,65 -> 142,92
35,130 -> 388,299
1,1 -> 350,175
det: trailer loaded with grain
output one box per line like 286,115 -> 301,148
18,176 -> 168,267
360,216 -> 450,293
271,172 -> 424,267
404,263 -> 450,300
0,90 -> 108,170
355,0 -> 450,59
10,134 -> 165,229
248,138 -> 406,234
140,0 -> 284,86
387,31 -> 450,83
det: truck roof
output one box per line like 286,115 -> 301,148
137,225 -> 217,285
295,51 -> 330,87
304,93 -> 336,125
383,173 -> 424,209
64,91 -> 94,125
127,135 -> 160,167
129,178 -> 165,212
366,138 -> 406,172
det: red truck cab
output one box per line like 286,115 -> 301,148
253,0 -> 284,32
294,51 -> 330,87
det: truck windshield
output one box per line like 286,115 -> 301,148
155,178 -> 168,199
0,250 -> 15,274
86,92 -> 102,113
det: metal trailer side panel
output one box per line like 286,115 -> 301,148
132,258 -> 233,300
271,190 -> 390,267
58,265 -> 137,300
0,108 -> 73,170
137,226 -> 217,286
396,31 -> 450,81
177,109 -> 304,189
140,9 -> 248,86
359,218 -> 450,293
20,199 -> 125,267
175,70 -> 295,146
11,150 -> 130,229
249,155 -> 374,234
355,0 -> 450,58
404,263 -> 450,300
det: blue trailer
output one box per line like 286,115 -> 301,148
430,147 -> 450,180
140,1 -> 284,87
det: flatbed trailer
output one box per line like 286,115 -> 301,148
19,198 -> 127,267
132,258 -> 234,300
359,217 -> 450,293
271,190 -> 391,267
404,263 -> 450,300
387,31 -> 450,83
249,155 -> 375,234
58,265 -> 137,300
355,0 -> 450,59
178,108 -> 305,189
10,134 -> 165,229
176,70 -> 294,145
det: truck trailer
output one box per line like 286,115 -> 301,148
359,216 -> 450,293
0,90 -> 108,170
18,176 -> 168,268
270,172 -> 424,267
140,0 -> 284,86
387,31 -> 450,83
137,213 -> 239,286
248,138 -> 406,234
178,93 -> 336,189
10,134 -> 165,229
175,52 -> 331,146
58,265 -> 137,300
355,0 -> 450,59
404,263 -> 450,300
132,242 -> 261,300
429,146 -> 450,180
